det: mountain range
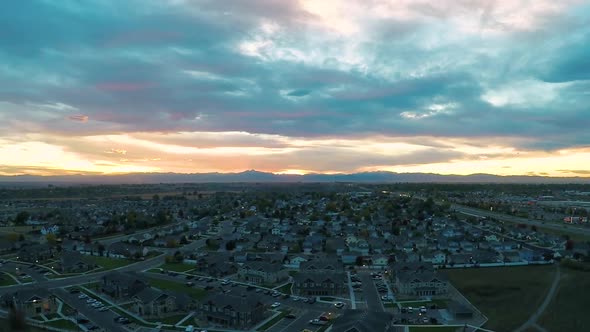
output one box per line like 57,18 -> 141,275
0,170 -> 588,184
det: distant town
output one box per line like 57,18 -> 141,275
0,183 -> 588,332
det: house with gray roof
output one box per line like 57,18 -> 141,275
199,293 -> 265,329
331,310 -> 394,332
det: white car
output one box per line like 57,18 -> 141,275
78,294 -> 88,299
221,280 -> 230,285
309,319 -> 327,325
270,302 -> 281,308
381,295 -> 392,301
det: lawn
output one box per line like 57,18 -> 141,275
44,319 -> 81,331
275,282 -> 292,294
409,327 -> 460,332
446,265 -> 556,332
147,277 -> 207,299
87,256 -> 134,270
0,273 -> 17,286
159,262 -> 195,272
256,310 -> 290,331
538,266 -> 590,331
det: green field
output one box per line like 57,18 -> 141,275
87,256 -> 134,270
446,265 -> 556,332
147,277 -> 206,299
538,266 -> 590,331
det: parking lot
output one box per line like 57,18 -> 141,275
53,287 -> 128,332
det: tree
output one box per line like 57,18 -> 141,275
8,307 -> 27,332
355,256 -> 364,266
225,240 -> 236,251
166,239 -> 179,248
565,240 -> 574,251
97,243 -> 105,256
14,211 -> 30,225
46,233 -> 57,245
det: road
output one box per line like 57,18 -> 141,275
453,204 -> 590,236
359,272 -> 383,312
53,288 -> 128,332
0,237 -> 207,296
514,266 -> 561,332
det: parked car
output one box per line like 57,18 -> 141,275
334,302 -> 345,308
285,314 -> 296,319
309,319 -> 327,325
271,302 -> 281,308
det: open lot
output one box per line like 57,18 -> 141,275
538,265 -> 590,331
446,265 -> 555,331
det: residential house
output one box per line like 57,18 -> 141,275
199,293 -> 265,329
17,244 -> 55,263
237,261 -> 287,285
100,272 -> 148,299
0,288 -> 57,317
60,251 -> 97,273
391,262 -> 449,297
292,272 -> 346,296
132,287 -> 192,317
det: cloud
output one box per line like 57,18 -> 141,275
68,114 -> 89,122
0,0 -> 589,176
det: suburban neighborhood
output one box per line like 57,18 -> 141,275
0,183 -> 588,332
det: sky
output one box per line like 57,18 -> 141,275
1,0 -> 590,177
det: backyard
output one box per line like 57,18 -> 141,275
446,265 -> 555,331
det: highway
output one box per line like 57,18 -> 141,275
452,204 -> 590,236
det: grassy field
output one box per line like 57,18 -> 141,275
446,265 -> 556,332
87,256 -> 134,270
147,277 -> 206,299
0,273 -> 18,286
159,262 -> 195,272
275,282 -> 292,294
44,319 -> 81,331
538,266 -> 590,331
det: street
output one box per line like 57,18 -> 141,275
359,272 -> 384,312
